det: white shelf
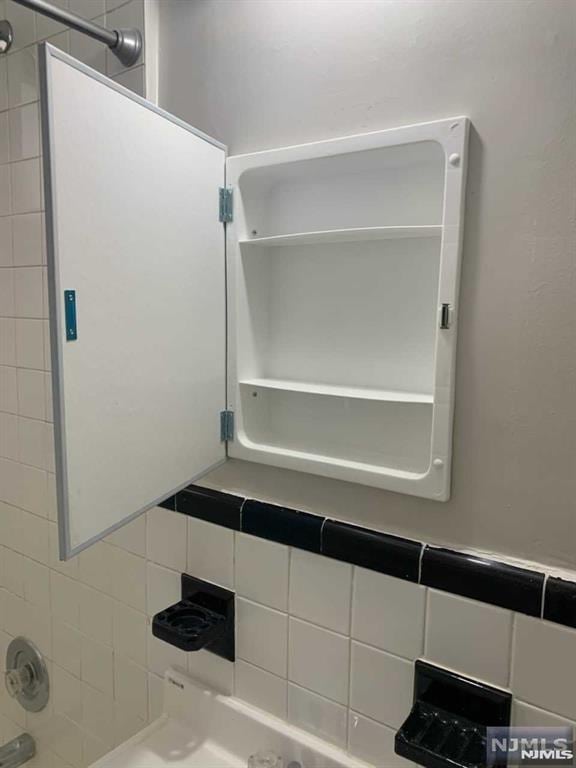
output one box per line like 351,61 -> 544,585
239,226 -> 442,248
240,377 -> 433,404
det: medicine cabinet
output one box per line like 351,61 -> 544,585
40,44 -> 469,558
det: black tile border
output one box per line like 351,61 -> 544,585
176,486 -> 242,530
420,546 -> 545,617
242,499 -> 323,553
543,577 -> 576,629
322,520 -> 421,582
167,485 -> 574,629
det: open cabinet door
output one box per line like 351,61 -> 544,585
40,45 -> 227,559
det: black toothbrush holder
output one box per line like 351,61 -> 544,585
152,574 -> 235,661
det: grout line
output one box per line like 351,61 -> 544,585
345,565 -> 355,750
508,612 -> 517,690
540,573 -> 549,619
418,542 -> 426,583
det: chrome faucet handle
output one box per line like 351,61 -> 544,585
5,663 -> 34,699
247,751 -> 283,768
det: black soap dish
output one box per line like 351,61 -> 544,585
152,574 -> 235,661
395,661 -> 512,768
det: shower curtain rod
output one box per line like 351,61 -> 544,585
8,0 -> 142,67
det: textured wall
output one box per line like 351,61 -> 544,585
158,0 -> 576,570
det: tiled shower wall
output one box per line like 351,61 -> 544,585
0,3 -> 575,768
0,0 -> 150,765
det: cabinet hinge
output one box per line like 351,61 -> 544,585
220,410 -> 234,442
219,187 -> 233,223
440,303 -> 452,330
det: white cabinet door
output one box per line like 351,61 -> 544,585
41,45 -> 227,558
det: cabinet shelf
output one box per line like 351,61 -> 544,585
239,226 -> 442,248
240,377 -> 433,404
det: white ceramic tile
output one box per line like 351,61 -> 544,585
0,318 -> 16,365
237,598 -> 288,677
187,649 -> 234,696
0,217 -> 13,266
7,48 -> 38,108
113,65 -> 145,97
0,166 -> 10,218
0,468 -> 48,528
0,59 -> 8,114
20,555 -> 50,606
0,266 -> 14,316
512,615 -> 576,720
14,266 -> 43,317
11,158 -> 41,214
106,513 -> 146,557
350,641 -> 413,728
289,549 -> 352,634
105,0 -> 129,10
288,618 -> 349,705
9,103 -> 39,162
18,415 -> 47,468
113,602 -> 147,668
12,213 -> 43,266
113,704 -> 146,748
146,506 -> 187,571
187,516 -> 234,589
52,665 -> 82,722
81,682 -> 114,746
0,111 -> 9,164
50,571 -> 81,627
146,633 -> 186,678
425,589 -> 512,687
69,0 -> 105,19
146,561 -> 180,617
148,672 -> 164,722
0,365 -> 17,413
79,584 -> 114,646
288,683 -> 347,748
0,412 -> 17,459
81,635 -> 114,696
352,566 -> 426,660
17,368 -> 45,419
235,532 -> 289,611
513,700 -> 576,729
37,0 -> 69,39
349,711 -> 413,767
236,660 -> 287,719
114,655 -> 147,721
70,23 -> 106,73
107,545 -> 146,611
51,620 -> 82,677
15,318 -> 44,368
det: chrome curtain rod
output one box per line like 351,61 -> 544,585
3,0 -> 142,66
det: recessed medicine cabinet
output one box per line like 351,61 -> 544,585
40,44 -> 469,558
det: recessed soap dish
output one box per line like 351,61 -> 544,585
395,661 -> 511,768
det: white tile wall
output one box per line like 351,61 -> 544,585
0,4 -> 156,766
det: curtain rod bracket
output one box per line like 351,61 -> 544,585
2,0 -> 142,67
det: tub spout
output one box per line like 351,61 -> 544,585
0,734 -> 35,767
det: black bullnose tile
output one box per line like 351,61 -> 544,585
544,577 -> 576,629
322,520 -> 422,582
176,486 -> 243,530
241,499 -> 323,553
158,494 -> 177,511
421,546 -> 545,616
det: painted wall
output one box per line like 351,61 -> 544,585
157,0 -> 576,570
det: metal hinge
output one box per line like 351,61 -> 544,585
219,187 -> 233,223
220,410 -> 234,441
440,303 -> 452,330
